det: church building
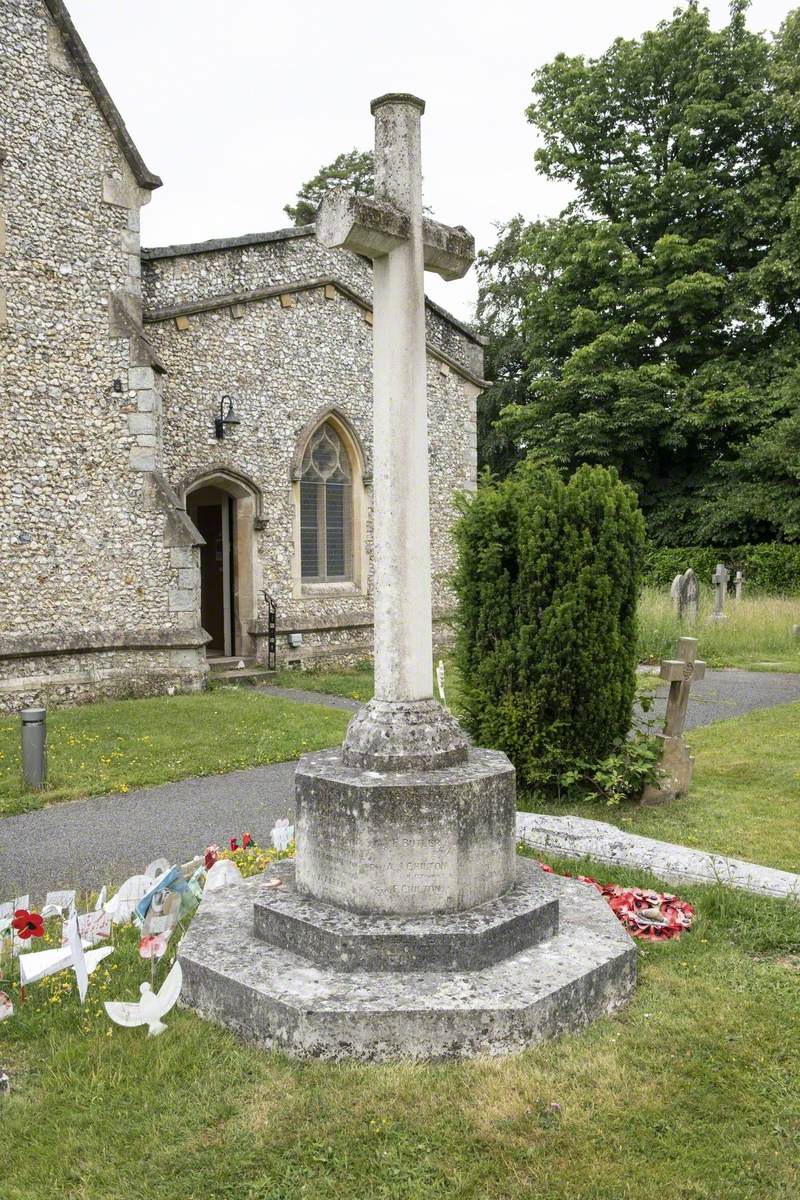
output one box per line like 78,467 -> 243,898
0,0 -> 485,711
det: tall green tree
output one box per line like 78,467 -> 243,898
284,149 -> 374,226
480,2 -> 800,544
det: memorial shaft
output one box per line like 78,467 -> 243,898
371,95 -> 432,702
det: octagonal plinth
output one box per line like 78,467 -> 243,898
178,857 -> 637,1061
253,860 -> 559,972
295,746 -> 516,915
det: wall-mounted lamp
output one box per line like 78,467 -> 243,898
214,395 -> 241,440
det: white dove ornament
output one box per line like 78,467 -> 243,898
104,959 -> 183,1036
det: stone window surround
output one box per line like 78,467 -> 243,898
290,407 -> 370,601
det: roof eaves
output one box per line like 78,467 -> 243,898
141,226 -> 316,261
43,0 -> 162,190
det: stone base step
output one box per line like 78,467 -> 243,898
179,855 -> 636,1061
210,667 -> 277,684
208,656 -> 258,674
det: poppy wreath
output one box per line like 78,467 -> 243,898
10,909 -> 45,940
538,865 -> 694,941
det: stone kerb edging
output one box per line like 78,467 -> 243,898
516,812 -> 800,902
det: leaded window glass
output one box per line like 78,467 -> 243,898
300,423 -> 353,582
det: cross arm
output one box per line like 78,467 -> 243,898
316,191 -> 410,260
660,659 -> 706,683
316,189 -> 475,280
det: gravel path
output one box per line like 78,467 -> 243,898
643,667 -> 800,730
3,670 -> 798,897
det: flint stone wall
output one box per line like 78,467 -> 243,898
143,235 -> 480,664
0,0 -> 204,710
0,0 -> 482,710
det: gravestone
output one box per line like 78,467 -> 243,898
671,568 -> 699,623
684,569 -> 700,622
641,636 -> 706,805
179,94 -> 635,1059
735,569 -> 744,601
712,563 -> 729,619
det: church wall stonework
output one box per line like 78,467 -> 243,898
0,0 -> 482,710
0,0 -> 206,711
143,235 -> 480,669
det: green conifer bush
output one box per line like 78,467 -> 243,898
454,462 -> 646,796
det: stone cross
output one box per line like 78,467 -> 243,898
642,636 -> 706,804
712,563 -> 729,620
735,569 -> 744,601
316,94 -> 474,709
661,637 -> 706,739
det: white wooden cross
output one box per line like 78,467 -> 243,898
660,637 -> 706,739
316,94 -> 474,704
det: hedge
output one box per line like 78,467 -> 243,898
642,543 -> 800,594
453,462 -> 645,793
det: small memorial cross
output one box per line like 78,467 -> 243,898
712,563 -> 729,620
642,636 -> 706,805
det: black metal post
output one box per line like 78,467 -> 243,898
263,592 -> 277,671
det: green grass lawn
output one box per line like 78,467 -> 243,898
269,660 -> 376,701
0,689 -> 349,817
1,857 -> 798,1200
531,700 -> 800,874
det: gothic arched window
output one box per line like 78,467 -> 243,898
299,422 -> 353,581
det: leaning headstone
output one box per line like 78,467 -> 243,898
712,563 -> 729,620
735,569 -> 744,601
178,92 -> 636,1061
671,568 -> 699,623
684,569 -> 699,623
641,636 -> 706,805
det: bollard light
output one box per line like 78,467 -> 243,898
20,707 -> 47,790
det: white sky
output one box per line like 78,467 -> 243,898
67,0 -> 795,321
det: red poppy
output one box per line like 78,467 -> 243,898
11,909 -> 44,940
242,832 -> 253,849
230,837 -> 239,852
538,865 -> 694,941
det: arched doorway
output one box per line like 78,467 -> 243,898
184,470 -> 261,660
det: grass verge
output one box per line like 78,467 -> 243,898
527,700 -> 800,874
1,857 -> 798,1200
0,689 -> 349,817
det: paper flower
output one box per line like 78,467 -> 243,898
10,909 -> 44,940
138,933 -> 170,960
242,832 -> 253,849
204,845 -> 219,871
229,837 -> 239,852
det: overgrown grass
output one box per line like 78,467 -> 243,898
531,700 -> 800,874
1,861 -> 798,1199
0,689 -> 349,817
637,586 -> 800,670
